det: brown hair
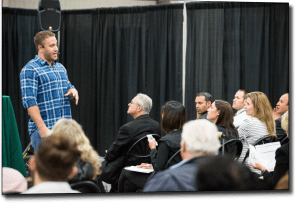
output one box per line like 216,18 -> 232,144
214,100 -> 238,139
161,101 -> 187,134
247,92 -> 277,140
35,134 -> 81,181
34,31 -> 55,51
239,89 -> 250,100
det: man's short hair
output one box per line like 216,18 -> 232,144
136,93 -> 152,114
35,134 -> 81,182
196,92 -> 212,104
238,89 -> 250,100
181,119 -> 220,155
34,31 -> 55,51
195,155 -> 269,191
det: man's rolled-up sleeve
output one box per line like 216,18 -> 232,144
20,67 -> 38,109
64,69 -> 75,90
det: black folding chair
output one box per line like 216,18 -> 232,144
218,139 -> 243,161
242,135 -> 273,163
23,142 -> 35,175
164,149 -> 182,169
280,136 -> 289,145
124,135 -> 159,166
70,180 -> 102,193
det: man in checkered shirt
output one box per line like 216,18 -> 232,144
20,31 -> 79,151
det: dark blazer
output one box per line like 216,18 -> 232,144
143,157 -> 204,192
217,126 -> 238,144
198,111 -> 208,119
105,114 -> 161,163
150,130 -> 182,172
275,117 -> 287,142
262,142 -> 289,189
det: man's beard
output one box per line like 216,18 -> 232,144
44,52 -> 57,62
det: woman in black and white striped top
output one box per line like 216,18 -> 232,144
237,92 -> 277,175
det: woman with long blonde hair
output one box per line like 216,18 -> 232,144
48,119 -> 101,182
238,91 -> 277,174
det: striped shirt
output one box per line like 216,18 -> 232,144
20,55 -> 75,136
237,117 -> 269,175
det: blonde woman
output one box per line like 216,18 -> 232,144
48,119 -> 101,183
238,92 -> 277,174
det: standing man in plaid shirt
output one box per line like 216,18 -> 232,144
20,31 -> 79,151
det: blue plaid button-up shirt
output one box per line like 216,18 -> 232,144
20,55 -> 75,136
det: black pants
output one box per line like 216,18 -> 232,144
118,168 -> 152,192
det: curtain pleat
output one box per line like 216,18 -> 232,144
185,2 -> 289,121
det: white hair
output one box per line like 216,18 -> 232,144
136,93 -> 152,114
181,119 -> 220,155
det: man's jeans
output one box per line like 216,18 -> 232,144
30,129 -> 42,151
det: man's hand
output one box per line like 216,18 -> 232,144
273,107 -> 281,120
39,126 -> 51,138
65,88 -> 79,105
148,138 -> 157,150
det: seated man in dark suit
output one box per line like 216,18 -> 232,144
273,93 -> 289,142
143,119 -> 220,192
195,92 -> 212,119
104,93 -> 161,192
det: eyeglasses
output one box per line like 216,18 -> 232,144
129,101 -> 136,106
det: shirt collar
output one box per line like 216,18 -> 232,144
170,158 -> 190,169
235,108 -> 246,116
35,55 -> 56,67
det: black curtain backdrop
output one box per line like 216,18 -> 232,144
185,2 -> 289,121
59,4 -> 183,155
2,8 -> 40,150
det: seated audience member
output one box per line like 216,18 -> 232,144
2,167 -> 28,194
232,89 -> 250,128
195,92 -> 212,119
207,100 -> 238,144
146,100 -> 187,171
22,134 -> 81,194
103,93 -> 161,192
238,92 -> 277,175
251,111 -> 289,189
118,101 -> 186,192
195,155 -> 270,191
273,93 -> 289,142
47,119 -> 101,184
143,119 -> 220,192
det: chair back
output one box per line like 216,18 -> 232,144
125,134 -> 160,166
280,136 -> 289,145
242,135 -> 273,163
70,180 -> 102,193
218,139 -> 243,161
254,135 -> 273,145
164,149 -> 182,169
